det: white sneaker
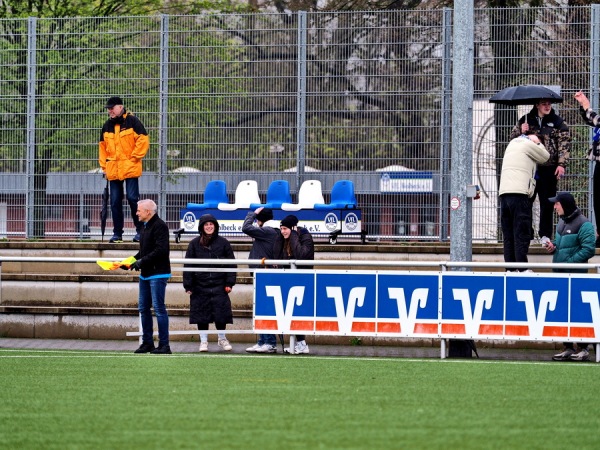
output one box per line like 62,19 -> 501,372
284,340 -> 310,355
246,343 -> 261,353
552,348 -> 574,361
199,341 -> 208,352
255,344 -> 277,354
218,339 -> 232,351
570,348 -> 590,361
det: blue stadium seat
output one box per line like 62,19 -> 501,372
186,180 -> 229,209
250,180 -> 292,209
314,180 -> 357,210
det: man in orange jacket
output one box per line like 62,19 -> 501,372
99,96 -> 150,243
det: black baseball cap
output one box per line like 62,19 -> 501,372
548,192 -> 574,204
104,96 -> 123,108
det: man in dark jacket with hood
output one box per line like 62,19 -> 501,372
510,99 -> 571,241
129,199 -> 172,354
544,192 -> 595,362
242,207 -> 279,353
183,214 -> 236,353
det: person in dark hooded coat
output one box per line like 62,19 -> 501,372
183,214 -> 236,352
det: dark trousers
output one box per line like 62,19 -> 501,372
110,177 -> 141,236
593,162 -> 600,240
500,194 -> 533,266
533,165 -> 558,238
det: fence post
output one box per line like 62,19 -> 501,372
26,17 -> 37,239
295,11 -> 308,192
449,1 -> 474,263
589,5 -> 600,230
158,14 -> 169,219
440,7 -> 453,242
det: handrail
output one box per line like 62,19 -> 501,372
1,256 -> 600,273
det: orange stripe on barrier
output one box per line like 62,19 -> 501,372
351,322 -> 376,333
478,324 -> 503,335
542,326 -> 568,337
378,323 -> 401,333
441,324 -> 465,334
505,325 -> 529,336
570,327 -> 596,338
414,323 -> 438,334
254,319 -> 278,330
291,320 -> 314,331
315,321 -> 339,332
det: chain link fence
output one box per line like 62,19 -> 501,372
0,6 -> 597,241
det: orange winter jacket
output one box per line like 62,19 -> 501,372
98,111 -> 149,181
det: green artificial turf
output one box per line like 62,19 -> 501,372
0,350 -> 598,450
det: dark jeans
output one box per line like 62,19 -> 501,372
563,342 -> 589,351
532,165 -> 558,238
258,334 -> 277,346
110,177 -> 141,236
593,162 -> 600,240
138,277 -> 169,347
500,193 -> 533,266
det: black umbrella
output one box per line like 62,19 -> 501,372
489,85 -> 563,106
100,179 -> 109,241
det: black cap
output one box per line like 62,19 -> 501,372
256,208 -> 273,223
280,215 -> 299,229
548,191 -> 574,204
549,191 -> 577,217
104,96 -> 123,108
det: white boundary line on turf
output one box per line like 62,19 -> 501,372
1,350 -> 597,367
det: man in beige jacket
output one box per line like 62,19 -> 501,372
499,133 -> 550,269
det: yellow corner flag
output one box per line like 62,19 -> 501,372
96,255 -> 136,271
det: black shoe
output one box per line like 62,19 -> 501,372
151,345 -> 172,354
134,342 -> 155,354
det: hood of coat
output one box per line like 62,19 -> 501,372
198,213 -> 220,236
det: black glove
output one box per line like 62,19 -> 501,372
130,260 -> 141,271
119,265 -> 129,270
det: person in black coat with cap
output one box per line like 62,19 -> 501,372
273,214 -> 314,354
184,214 -> 236,353
243,207 -> 280,353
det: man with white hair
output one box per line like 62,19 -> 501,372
127,199 -> 172,354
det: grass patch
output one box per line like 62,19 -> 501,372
0,350 -> 599,449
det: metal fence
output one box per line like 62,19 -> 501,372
0,6 -> 598,241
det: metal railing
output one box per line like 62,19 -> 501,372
1,255 -> 599,361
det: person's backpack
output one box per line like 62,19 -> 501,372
448,339 -> 479,358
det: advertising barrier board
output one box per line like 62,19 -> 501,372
254,270 -> 600,342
